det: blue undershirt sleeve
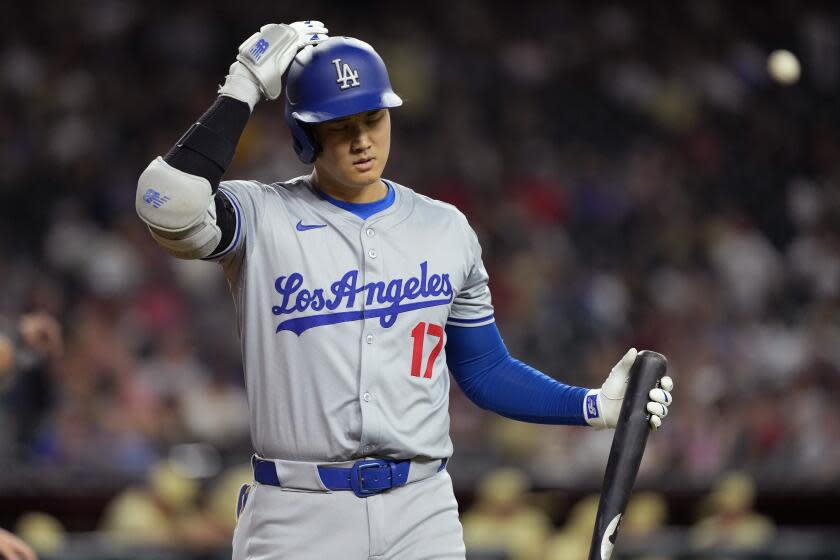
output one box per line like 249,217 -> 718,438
445,323 -> 589,425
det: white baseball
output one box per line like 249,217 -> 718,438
767,49 -> 800,85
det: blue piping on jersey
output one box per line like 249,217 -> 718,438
447,313 -> 495,325
317,180 -> 395,220
445,323 -> 588,425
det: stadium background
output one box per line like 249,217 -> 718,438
1,1 -> 839,558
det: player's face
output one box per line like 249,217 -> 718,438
313,109 -> 391,199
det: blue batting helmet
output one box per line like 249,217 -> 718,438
284,36 -> 403,164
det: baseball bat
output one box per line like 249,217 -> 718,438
587,350 -> 668,560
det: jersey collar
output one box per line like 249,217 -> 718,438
302,177 -> 415,229
316,181 -> 395,220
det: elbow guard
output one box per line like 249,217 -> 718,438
136,157 -> 222,259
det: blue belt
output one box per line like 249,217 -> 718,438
253,456 -> 448,498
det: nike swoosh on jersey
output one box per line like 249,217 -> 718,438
296,220 -> 327,231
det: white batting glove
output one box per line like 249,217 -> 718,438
218,20 -> 329,109
583,348 -> 674,431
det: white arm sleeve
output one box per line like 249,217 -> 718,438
135,156 -> 222,259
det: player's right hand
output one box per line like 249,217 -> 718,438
236,21 -> 329,100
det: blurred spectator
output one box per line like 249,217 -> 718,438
0,312 -> 63,380
99,460 -> 228,551
204,463 -> 253,537
543,495 -> 599,560
180,369 -> 250,448
16,313 -> 64,363
461,468 -> 553,560
13,513 -> 64,558
0,312 -> 63,463
621,493 -> 671,560
0,336 -> 13,381
689,471 -> 775,551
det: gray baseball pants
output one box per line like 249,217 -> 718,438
232,470 -> 466,559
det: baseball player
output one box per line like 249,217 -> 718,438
136,22 -> 674,560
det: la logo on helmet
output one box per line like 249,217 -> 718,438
332,58 -> 360,90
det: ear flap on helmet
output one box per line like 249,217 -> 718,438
284,103 -> 320,164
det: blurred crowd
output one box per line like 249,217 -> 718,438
0,463 -> 790,559
2,0 -> 840,549
461,467 -> 777,560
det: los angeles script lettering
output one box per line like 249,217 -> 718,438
271,261 -> 453,331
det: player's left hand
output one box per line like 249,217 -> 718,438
584,348 -> 674,431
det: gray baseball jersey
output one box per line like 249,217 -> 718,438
210,176 -> 494,463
